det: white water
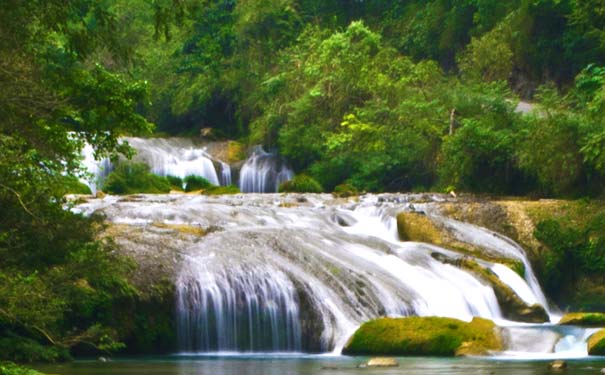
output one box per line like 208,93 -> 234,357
73,193 -> 599,357
239,147 -> 294,193
80,138 -> 227,192
81,139 -> 296,194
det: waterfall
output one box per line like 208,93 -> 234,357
176,260 -> 301,352
74,193 -> 566,355
122,137 -> 220,184
239,147 -> 294,193
80,144 -> 112,194
80,137 -> 230,192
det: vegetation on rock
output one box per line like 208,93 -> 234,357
103,163 -> 172,195
183,175 -> 213,192
559,313 -> 605,327
278,175 -> 323,193
342,316 -> 502,356
0,362 -> 41,375
588,329 -> 605,355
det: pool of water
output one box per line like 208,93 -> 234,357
35,355 -> 605,375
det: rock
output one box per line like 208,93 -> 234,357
366,357 -> 399,367
601,368 -> 605,374
548,360 -> 567,370
452,258 -> 549,323
98,356 -> 108,362
559,313 -> 605,327
397,212 -> 444,244
588,329 -> 605,355
342,316 -> 502,356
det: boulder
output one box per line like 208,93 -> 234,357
559,313 -> 605,327
548,360 -> 567,370
342,316 -> 502,357
588,329 -> 605,355
366,357 -> 399,367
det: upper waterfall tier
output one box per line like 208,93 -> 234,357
81,137 -> 229,192
239,147 -> 294,193
73,193 -> 560,355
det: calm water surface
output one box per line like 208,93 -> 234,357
35,355 -> 605,375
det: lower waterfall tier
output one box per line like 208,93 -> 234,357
73,193 -> 575,355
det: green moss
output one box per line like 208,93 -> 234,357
202,185 -> 241,195
559,312 -> 605,326
342,316 -> 501,357
278,175 -> 323,193
397,212 -> 443,244
184,175 -> 213,192
588,329 -> 605,355
0,362 -> 42,375
103,163 -> 171,194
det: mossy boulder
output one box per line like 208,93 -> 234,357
588,329 -> 605,355
397,212 -> 444,244
332,183 -> 359,198
559,312 -> 605,327
342,316 -> 502,357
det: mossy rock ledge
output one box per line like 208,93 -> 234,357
342,316 -> 503,357
588,329 -> 605,355
559,312 -> 605,327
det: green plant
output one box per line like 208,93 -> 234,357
203,185 -> 241,195
103,163 -> 171,194
278,175 -> 323,193
166,175 -> 183,190
183,175 -> 212,192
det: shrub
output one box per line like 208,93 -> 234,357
102,163 -> 171,194
0,362 -> 41,375
183,175 -> 213,192
332,183 -> 359,198
59,175 -> 92,195
278,175 -> 323,193
166,175 -> 183,190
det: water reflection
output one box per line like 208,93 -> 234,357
35,356 -> 605,375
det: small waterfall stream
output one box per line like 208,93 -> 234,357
238,147 -> 294,193
73,193 -> 597,357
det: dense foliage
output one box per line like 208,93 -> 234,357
102,0 -> 605,196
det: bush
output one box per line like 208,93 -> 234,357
332,183 -> 359,198
103,163 -> 171,194
183,175 -> 213,192
166,175 -> 183,190
0,337 -> 70,363
278,175 -> 323,193
0,362 -> 41,375
59,175 -> 92,195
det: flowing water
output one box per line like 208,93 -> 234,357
81,139 -> 293,194
238,146 -> 294,193
72,192 -> 600,359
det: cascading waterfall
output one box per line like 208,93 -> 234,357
239,147 -> 294,193
80,137 -> 230,192
73,193 -> 588,357
176,260 -> 301,352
